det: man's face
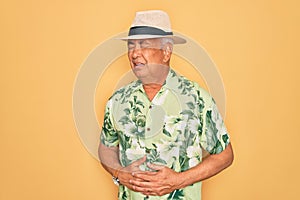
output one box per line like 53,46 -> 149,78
127,38 -> 169,82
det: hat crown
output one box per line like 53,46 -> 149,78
118,10 -> 186,44
131,10 -> 172,32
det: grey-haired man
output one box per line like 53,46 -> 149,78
99,10 -> 233,200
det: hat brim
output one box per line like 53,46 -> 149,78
117,34 -> 186,44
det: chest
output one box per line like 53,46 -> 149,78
113,89 -> 201,145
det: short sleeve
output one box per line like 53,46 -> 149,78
100,99 -> 119,147
200,97 -> 230,154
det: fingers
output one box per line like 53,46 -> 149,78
132,171 -> 157,181
130,178 -> 151,188
127,165 -> 178,197
131,183 -> 168,197
123,156 -> 146,173
131,183 -> 157,195
131,163 -> 166,182
132,156 -> 147,166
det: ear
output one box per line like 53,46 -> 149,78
162,44 -> 172,63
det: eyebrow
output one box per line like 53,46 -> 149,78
127,41 -> 135,45
127,39 -> 152,45
140,40 -> 151,45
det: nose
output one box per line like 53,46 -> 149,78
131,47 -> 142,59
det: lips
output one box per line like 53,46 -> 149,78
133,62 -> 145,68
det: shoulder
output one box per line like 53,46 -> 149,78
108,80 -> 141,102
171,69 -> 212,101
191,81 -> 212,102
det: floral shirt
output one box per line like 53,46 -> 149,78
100,69 -> 230,200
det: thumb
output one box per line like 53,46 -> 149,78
147,162 -> 165,171
133,155 -> 147,166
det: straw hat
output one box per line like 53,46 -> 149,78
119,10 -> 186,44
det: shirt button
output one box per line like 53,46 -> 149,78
147,128 -> 151,131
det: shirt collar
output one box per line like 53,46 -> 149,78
131,68 -> 180,93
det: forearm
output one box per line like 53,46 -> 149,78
98,143 -> 122,176
177,143 -> 234,189
99,142 -> 149,191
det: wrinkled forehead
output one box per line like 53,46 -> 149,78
127,38 -> 162,46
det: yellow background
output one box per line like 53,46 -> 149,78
1,0 -> 300,199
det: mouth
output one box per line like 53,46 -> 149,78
133,62 -> 145,68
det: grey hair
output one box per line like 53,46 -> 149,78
160,38 -> 174,52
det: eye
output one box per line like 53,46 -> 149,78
140,41 -> 151,49
127,44 -> 135,51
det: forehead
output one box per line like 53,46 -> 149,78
127,38 -> 161,45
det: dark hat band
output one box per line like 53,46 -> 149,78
128,26 -> 173,36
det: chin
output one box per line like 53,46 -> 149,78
134,72 -> 149,82
134,73 -> 145,80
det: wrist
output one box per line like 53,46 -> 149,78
113,166 -> 123,178
175,171 -> 187,190
112,166 -> 123,186
176,170 -> 194,189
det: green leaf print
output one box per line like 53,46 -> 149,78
129,100 -> 133,107
123,108 -> 130,115
179,154 -> 189,171
186,102 -> 195,110
146,148 -> 167,165
222,134 -> 229,144
163,127 -> 172,137
180,110 -> 195,118
120,187 -> 128,200
119,116 -> 130,125
134,107 -> 142,115
119,133 -> 131,150
205,110 -> 218,153
136,99 -> 144,106
120,150 -> 131,167
215,140 -> 224,154
167,189 -> 184,200
197,97 -> 205,113
170,70 -> 176,77
136,116 -> 146,127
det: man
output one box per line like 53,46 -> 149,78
98,10 -> 233,200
